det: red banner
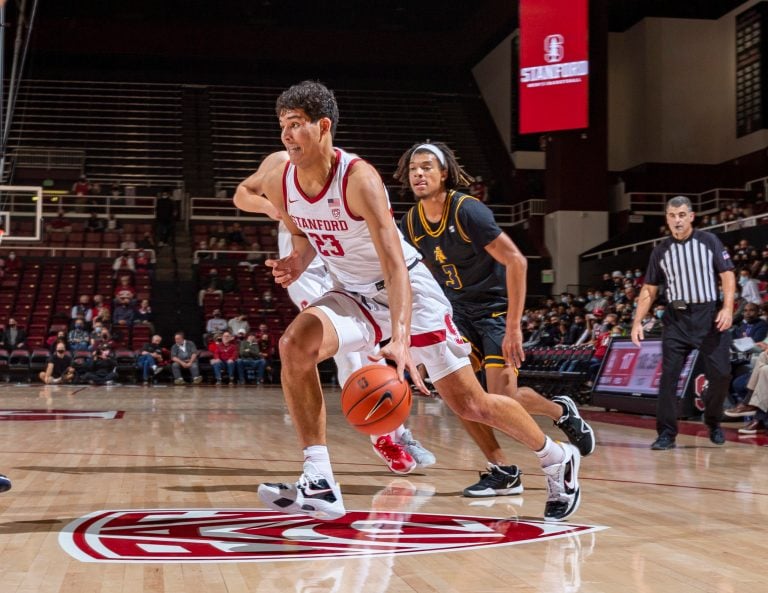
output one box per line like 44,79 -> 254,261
519,0 -> 589,133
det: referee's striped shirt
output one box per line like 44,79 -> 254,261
644,230 -> 734,304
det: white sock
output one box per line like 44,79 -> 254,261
535,436 -> 565,468
303,445 -> 335,483
369,424 -> 407,445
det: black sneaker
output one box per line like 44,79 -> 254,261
552,396 -> 596,457
709,426 -> 725,445
0,474 -> 11,493
650,435 -> 676,450
462,463 -> 523,497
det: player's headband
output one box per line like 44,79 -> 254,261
413,143 -> 446,167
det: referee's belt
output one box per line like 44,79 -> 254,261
374,259 -> 420,291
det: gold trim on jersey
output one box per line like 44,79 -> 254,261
453,193 -> 478,244
416,190 -> 452,237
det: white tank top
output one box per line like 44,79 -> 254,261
283,148 -> 419,296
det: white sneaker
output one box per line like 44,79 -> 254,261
257,462 -> 346,520
543,443 -> 581,522
398,429 -> 436,467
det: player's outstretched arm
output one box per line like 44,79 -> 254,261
233,151 -> 289,219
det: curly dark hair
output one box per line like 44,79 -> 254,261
393,141 -> 473,195
275,80 -> 339,137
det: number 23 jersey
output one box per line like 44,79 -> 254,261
283,147 -> 420,297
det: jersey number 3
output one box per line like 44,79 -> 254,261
308,232 -> 345,257
442,264 -> 463,289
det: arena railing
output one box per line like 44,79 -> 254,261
581,212 -> 768,260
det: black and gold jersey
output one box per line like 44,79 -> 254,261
400,190 -> 507,319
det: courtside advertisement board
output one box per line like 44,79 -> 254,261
595,338 -> 697,398
519,0 -> 589,133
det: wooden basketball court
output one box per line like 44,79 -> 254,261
0,382 -> 764,592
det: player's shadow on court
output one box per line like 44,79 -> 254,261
15,465 -> 429,478
0,518 -> 72,535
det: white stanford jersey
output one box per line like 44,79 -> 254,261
278,221 -> 331,310
283,148 -> 420,297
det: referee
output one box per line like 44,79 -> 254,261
631,196 -> 735,450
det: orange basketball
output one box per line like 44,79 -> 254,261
341,364 -> 412,435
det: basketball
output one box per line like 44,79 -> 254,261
341,364 -> 412,435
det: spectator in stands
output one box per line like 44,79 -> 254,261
47,329 -> 68,352
256,324 -> 274,382
91,294 -> 111,325
3,251 -> 20,274
90,319 -> 106,341
206,309 -> 228,335
134,249 -> 152,277
228,311 -> 250,336
738,267 -> 762,305
114,275 -> 136,303
587,312 -> 618,383
112,251 -> 135,278
106,214 -> 122,233
120,234 -> 137,251
1,318 -> 27,350
198,280 -> 223,306
227,223 -> 247,248
137,231 -> 156,250
39,342 -> 75,384
72,174 -> 91,196
211,221 -> 228,243
259,289 -> 275,314
134,299 -> 154,331
221,273 -> 238,294
468,175 -> 488,202
210,330 -> 244,385
45,213 -> 73,234
599,273 -> 614,292
70,295 -> 93,328
632,268 -> 645,288
90,327 -> 113,352
137,334 -> 166,386
725,337 -> 768,433
537,314 -> 562,346
112,296 -> 135,327
237,240 -> 264,271
239,331 -> 267,384
155,192 -> 175,247
563,314 -> 587,345
752,246 -> 768,280
733,302 -> 768,343
196,240 -> 212,261
170,332 -> 202,385
68,319 -> 91,352
733,239 -> 757,266
81,346 -> 117,386
85,212 -> 106,233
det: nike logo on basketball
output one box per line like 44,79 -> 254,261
365,390 -> 393,420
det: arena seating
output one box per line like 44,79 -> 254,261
518,345 -> 595,403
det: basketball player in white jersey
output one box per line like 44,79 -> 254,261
239,81 -> 581,522
234,153 -> 436,474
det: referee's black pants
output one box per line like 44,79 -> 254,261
657,304 -> 732,438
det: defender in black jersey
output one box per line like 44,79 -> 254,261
396,141 -> 595,497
